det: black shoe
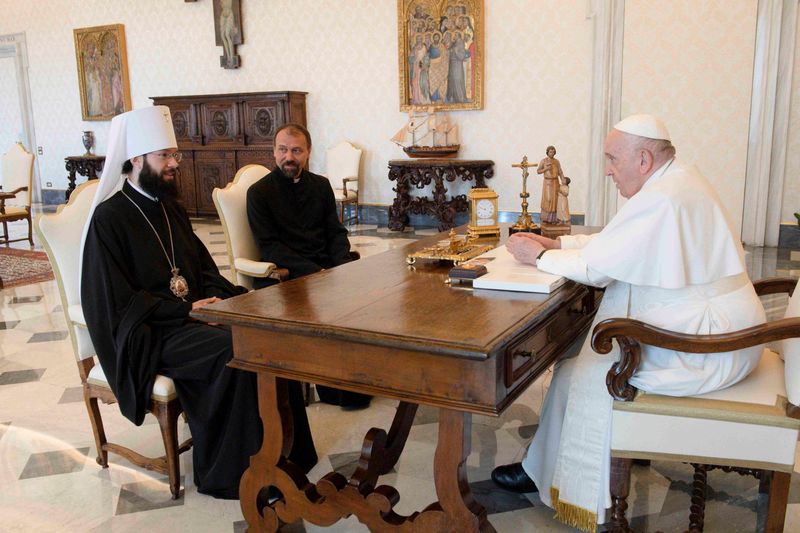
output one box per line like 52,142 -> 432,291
491,462 -> 538,493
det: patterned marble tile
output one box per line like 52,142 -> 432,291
0,320 -> 20,329
0,368 -> 45,385
27,330 -> 69,343
58,386 -> 84,404
0,421 -> 9,442
327,451 -> 362,479
18,446 -> 89,479
115,477 -> 186,515
9,295 -> 43,304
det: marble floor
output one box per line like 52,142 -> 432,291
1,210 -> 800,532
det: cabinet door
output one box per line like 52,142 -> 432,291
168,102 -> 200,145
176,151 -> 197,215
237,149 -> 274,170
195,151 -> 236,216
200,102 -> 241,146
242,99 -> 283,146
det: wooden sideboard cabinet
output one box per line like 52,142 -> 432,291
151,91 -> 307,216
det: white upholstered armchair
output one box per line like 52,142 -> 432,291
325,140 -> 362,224
35,180 -> 192,499
212,164 -> 287,290
592,277 -> 800,532
0,142 -> 34,245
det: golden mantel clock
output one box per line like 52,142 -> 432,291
467,187 -> 500,238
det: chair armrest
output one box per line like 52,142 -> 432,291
8,186 -> 28,195
753,277 -> 796,297
592,316 -> 800,401
342,176 -> 358,194
233,258 -> 276,278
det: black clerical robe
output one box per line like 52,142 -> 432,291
246,167 -> 353,281
81,181 -> 317,497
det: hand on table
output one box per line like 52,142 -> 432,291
506,233 -> 560,266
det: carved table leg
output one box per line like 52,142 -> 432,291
688,463 -> 707,532
429,408 -> 493,532
609,457 -> 633,533
389,170 -> 411,231
380,401 -> 418,475
239,374 -> 294,532
765,470 -> 790,533
65,162 -> 77,201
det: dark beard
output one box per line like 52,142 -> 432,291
139,159 -> 179,200
279,161 -> 302,179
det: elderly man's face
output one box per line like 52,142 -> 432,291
604,129 -> 648,199
274,129 -> 310,179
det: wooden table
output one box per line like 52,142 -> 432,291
388,159 -> 494,231
193,229 -> 598,532
65,155 -> 105,201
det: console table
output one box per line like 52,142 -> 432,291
388,159 -> 494,231
192,225 -> 599,532
65,155 -> 105,201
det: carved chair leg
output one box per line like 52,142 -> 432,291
609,457 -> 633,533
84,390 -> 109,467
688,463 -> 708,532
1,220 -> 8,243
27,216 -> 33,245
154,399 -> 183,499
765,470 -> 790,533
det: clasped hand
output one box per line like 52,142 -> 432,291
506,232 -> 560,266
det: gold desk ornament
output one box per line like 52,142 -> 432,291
467,187 -> 501,239
406,229 -> 494,266
509,156 -> 541,235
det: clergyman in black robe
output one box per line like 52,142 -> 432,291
81,149 -> 317,498
246,123 -> 370,408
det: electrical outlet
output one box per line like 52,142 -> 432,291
46,182 -> 52,187
37,146 -> 43,155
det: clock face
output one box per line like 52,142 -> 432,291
476,198 -> 495,219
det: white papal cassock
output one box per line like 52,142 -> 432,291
521,159 -> 766,531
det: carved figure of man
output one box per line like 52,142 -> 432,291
538,145 -> 564,224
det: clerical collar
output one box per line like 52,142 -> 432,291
126,178 -> 158,202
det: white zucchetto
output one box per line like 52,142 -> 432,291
613,114 -> 671,141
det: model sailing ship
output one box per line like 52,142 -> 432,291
391,107 -> 460,158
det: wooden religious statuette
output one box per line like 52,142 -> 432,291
539,145 -> 571,238
467,187 -> 501,239
509,156 -> 541,235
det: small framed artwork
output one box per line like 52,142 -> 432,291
73,24 -> 132,121
397,0 -> 484,111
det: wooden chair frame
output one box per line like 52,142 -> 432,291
35,181 -> 193,499
592,277 -> 800,532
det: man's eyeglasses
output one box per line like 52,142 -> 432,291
152,151 -> 183,163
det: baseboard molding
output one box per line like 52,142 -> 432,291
42,189 -> 66,205
779,223 -> 800,248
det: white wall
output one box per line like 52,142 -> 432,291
0,0 -> 770,234
621,0 -> 758,234
0,0 -> 594,214
784,3 -> 800,224
0,55 -> 24,154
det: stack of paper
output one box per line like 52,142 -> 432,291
472,246 -> 566,294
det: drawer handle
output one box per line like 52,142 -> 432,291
515,350 -> 536,359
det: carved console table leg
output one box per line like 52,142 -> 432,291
430,409 -> 493,532
609,457 -> 633,533
688,463 -> 708,532
389,167 -> 411,231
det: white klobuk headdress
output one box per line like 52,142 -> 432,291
79,106 -> 178,292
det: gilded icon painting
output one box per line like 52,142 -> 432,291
73,24 -> 132,121
398,0 -> 484,111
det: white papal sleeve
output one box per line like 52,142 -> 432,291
537,248 -> 613,288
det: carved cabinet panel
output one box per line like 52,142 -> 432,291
151,91 -> 307,216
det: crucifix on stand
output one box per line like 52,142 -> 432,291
509,156 -> 541,235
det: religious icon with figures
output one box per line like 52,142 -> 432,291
467,187 -> 500,239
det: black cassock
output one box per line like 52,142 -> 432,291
81,181 -> 317,498
247,168 -> 371,408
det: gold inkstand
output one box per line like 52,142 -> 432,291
509,156 -> 541,235
406,229 -> 493,266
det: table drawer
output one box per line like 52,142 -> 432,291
503,295 -> 589,389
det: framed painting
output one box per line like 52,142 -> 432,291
73,24 -> 132,121
397,0 -> 484,111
